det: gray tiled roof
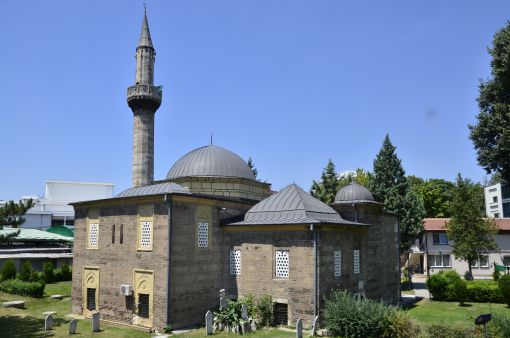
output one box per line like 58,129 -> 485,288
231,184 -> 358,225
166,145 -> 256,181
115,182 -> 191,198
334,182 -> 377,204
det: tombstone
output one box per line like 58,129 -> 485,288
69,319 -> 78,334
310,315 -> 319,336
296,318 -> 303,338
241,304 -> 249,320
92,311 -> 100,332
44,314 -> 53,331
205,310 -> 213,335
250,320 -> 257,331
219,289 -> 226,297
219,296 -> 227,310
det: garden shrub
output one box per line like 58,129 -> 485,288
43,262 -> 55,283
324,290 -> 392,338
489,311 -> 510,338
467,281 -> 503,303
442,270 -> 461,300
17,261 -> 33,282
427,272 -> 449,300
0,279 -> 45,298
384,310 -> 420,338
453,279 -> 468,305
425,324 -> 479,338
493,269 -> 501,281
499,274 -> 510,306
60,263 -> 72,281
1,259 -> 17,281
256,295 -> 273,327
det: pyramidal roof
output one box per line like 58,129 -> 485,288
138,12 -> 153,48
231,184 -> 358,225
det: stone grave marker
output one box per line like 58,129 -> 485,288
219,296 -> 227,310
311,315 -> 319,336
45,314 -> 53,331
296,318 -> 303,338
2,300 -> 25,308
69,319 -> 78,334
250,320 -> 257,331
205,310 -> 213,335
241,304 -> 249,320
92,311 -> 100,332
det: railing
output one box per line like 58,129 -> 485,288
127,85 -> 162,101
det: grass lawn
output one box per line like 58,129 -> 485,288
406,299 -> 510,328
0,281 -> 295,338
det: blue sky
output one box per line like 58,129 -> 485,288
0,1 -> 509,199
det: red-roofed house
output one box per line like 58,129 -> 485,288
408,218 -> 510,279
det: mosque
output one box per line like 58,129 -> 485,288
71,12 -> 400,330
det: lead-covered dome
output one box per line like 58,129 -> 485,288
334,182 -> 375,203
166,145 -> 256,180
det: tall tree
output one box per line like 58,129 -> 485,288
310,159 -> 339,204
0,199 -> 34,243
370,135 -> 425,252
247,157 -> 258,179
409,177 -> 455,218
337,168 -> 372,190
447,174 -> 498,279
469,22 -> 510,182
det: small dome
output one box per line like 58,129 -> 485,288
166,145 -> 255,181
335,182 -> 374,202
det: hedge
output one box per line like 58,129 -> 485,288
0,279 -> 45,298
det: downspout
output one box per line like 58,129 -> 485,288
311,224 -> 318,319
164,195 -> 174,326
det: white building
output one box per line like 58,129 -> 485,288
1,180 -> 114,229
484,182 -> 510,218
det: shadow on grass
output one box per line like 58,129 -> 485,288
459,303 -> 473,307
0,315 -> 53,338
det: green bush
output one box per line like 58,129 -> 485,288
0,279 -> 45,298
489,311 -> 510,338
425,324 -> 479,338
324,290 -> 393,338
163,324 -> 172,334
427,272 -> 449,300
499,274 -> 510,306
384,310 -> 420,338
493,269 -> 501,281
0,260 -> 17,281
43,262 -> 55,283
17,261 -> 33,282
256,295 -> 273,327
467,281 -> 503,303
453,279 -> 468,305
60,264 -> 72,281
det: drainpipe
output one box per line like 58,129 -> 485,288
311,224 -> 318,319
164,195 -> 174,325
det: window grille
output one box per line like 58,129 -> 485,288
88,223 -> 99,247
274,303 -> 288,325
140,221 -> 152,247
138,293 -> 150,318
87,288 -> 96,310
197,222 -> 208,248
353,249 -> 360,274
334,250 -> 342,277
230,250 -> 241,275
275,250 -> 289,278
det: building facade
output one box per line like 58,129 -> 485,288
484,182 -> 510,218
71,12 -> 400,330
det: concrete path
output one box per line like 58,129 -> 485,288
412,275 -> 430,299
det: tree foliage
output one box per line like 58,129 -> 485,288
469,21 -> 510,182
447,174 -> 498,279
0,199 -> 34,243
370,135 -> 425,252
338,168 -> 372,190
409,177 -> 455,218
247,157 -> 258,179
310,159 -> 340,204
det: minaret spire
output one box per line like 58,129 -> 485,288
127,9 -> 162,187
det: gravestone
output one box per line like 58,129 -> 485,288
92,311 -> 100,332
219,296 -> 227,310
296,318 -> 303,338
310,315 -> 319,336
45,314 -> 53,331
219,289 -> 226,297
241,304 -> 249,320
51,294 -> 64,300
205,310 -> 213,335
2,300 -> 25,308
250,320 -> 257,331
69,319 -> 78,334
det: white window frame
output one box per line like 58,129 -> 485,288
353,249 -> 360,274
471,255 -> 489,268
197,222 -> 209,248
229,250 -> 241,276
275,250 -> 289,279
432,233 -> 448,245
429,254 -> 451,268
334,250 -> 342,277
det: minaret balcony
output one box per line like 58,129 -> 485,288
127,84 -> 162,111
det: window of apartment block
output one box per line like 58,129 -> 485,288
503,256 -> 510,266
502,184 -> 510,199
334,250 -> 342,277
471,255 -> 489,268
428,254 -> 451,267
275,250 -> 289,278
494,213 -> 500,218
197,222 -> 209,248
493,196 -> 498,203
88,223 -> 99,248
432,233 -> 448,245
229,250 -> 241,276
353,249 -> 360,274
503,202 -> 510,218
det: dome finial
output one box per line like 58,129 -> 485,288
210,132 -> 213,145
144,2 -> 147,15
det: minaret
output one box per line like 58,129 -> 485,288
127,10 -> 162,187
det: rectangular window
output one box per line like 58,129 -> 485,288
428,254 -> 451,267
502,184 -> 510,200
229,250 -> 241,275
493,196 -> 498,203
479,255 -> 489,268
494,213 -> 500,218
432,233 -> 448,245
138,294 -> 150,318
88,223 -> 99,248
197,222 -> 209,247
503,202 -> 510,218
139,221 -> 152,248
275,250 -> 289,278
503,256 -> 510,266
334,250 -> 342,277
353,249 -> 360,274
87,288 -> 96,311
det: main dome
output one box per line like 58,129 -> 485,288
166,145 -> 256,181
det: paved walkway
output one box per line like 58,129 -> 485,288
411,275 -> 430,299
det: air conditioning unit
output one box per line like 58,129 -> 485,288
120,284 -> 132,296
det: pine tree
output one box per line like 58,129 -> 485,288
310,159 -> 339,204
0,199 -> 34,243
247,157 -> 258,179
447,174 -> 498,280
370,135 -> 425,252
